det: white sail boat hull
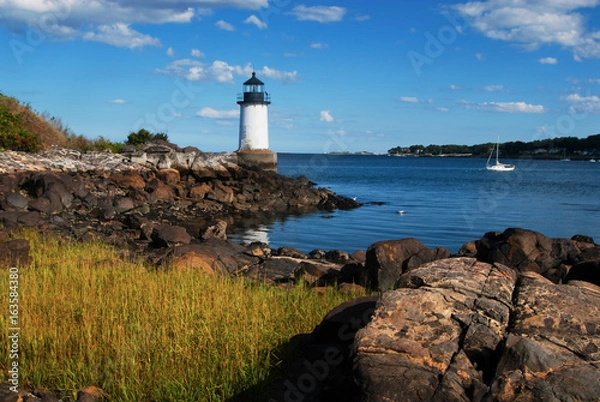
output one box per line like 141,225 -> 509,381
486,163 -> 515,172
486,137 -> 515,171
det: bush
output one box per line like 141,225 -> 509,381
0,104 -> 40,152
126,129 -> 169,146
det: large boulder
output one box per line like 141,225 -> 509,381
488,274 -> 600,401
364,238 -> 451,291
167,241 -> 258,275
462,228 -> 591,283
269,296 -> 379,402
353,257 -> 600,402
354,258 -> 517,402
150,224 -> 192,248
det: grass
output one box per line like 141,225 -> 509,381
0,231 -> 365,400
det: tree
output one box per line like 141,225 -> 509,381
126,129 -> 169,146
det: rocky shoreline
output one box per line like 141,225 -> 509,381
1,146 -> 600,402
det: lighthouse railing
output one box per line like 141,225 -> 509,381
237,93 -> 271,103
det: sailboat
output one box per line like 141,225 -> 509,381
486,137 -> 515,171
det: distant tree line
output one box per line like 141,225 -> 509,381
388,134 -> 600,158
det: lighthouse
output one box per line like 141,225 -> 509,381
236,72 -> 277,171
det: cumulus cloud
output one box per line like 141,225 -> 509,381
320,110 -> 334,122
166,47 -> 175,57
83,23 -> 161,48
462,100 -> 546,113
449,84 -> 462,90
191,48 -> 204,58
454,0 -> 600,60
400,96 -> 420,103
108,99 -> 126,104
157,59 -> 298,84
539,57 -> 558,64
244,15 -> 267,30
259,66 -> 299,83
215,20 -> 235,31
562,92 -> 600,113
0,0 -> 269,47
289,5 -> 347,23
197,107 -> 238,119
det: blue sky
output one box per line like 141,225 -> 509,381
1,0 -> 599,153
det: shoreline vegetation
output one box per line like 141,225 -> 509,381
325,134 -> 600,159
388,134 -> 600,159
0,230 -> 365,401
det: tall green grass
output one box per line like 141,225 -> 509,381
1,231 -> 364,400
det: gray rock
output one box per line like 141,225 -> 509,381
151,224 -> 192,248
4,192 -> 28,210
365,238 -> 450,291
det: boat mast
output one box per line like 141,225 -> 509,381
496,136 -> 500,164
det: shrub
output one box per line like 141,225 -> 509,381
126,129 -> 169,146
0,104 -> 40,152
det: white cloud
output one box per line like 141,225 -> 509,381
157,59 -> 298,84
355,14 -> 371,21
562,92 -> 600,113
539,57 -> 558,64
400,96 -> 419,103
463,100 -> 546,113
475,53 -> 485,61
483,85 -> 504,92
167,47 -> 175,57
289,5 -> 347,23
449,84 -> 462,90
0,1 -> 268,30
197,107 -> 238,119
215,20 -> 235,31
258,66 -> 299,83
191,48 -> 204,58
108,99 -> 126,104
437,107 -> 450,112
83,23 -> 161,48
563,93 -> 600,102
244,14 -> 267,30
320,110 -> 334,122
310,42 -> 329,49
455,0 -> 600,60
0,1 -> 271,47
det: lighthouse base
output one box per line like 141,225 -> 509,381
237,149 -> 277,172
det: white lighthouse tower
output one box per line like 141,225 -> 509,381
236,72 -> 277,171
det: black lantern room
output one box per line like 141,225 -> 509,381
237,72 -> 271,105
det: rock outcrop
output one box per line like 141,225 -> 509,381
459,227 -> 600,284
0,147 -> 360,255
365,238 -> 451,291
352,257 -> 600,402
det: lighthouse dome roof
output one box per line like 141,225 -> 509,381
243,72 -> 264,86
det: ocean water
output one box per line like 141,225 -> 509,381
229,154 -> 600,254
